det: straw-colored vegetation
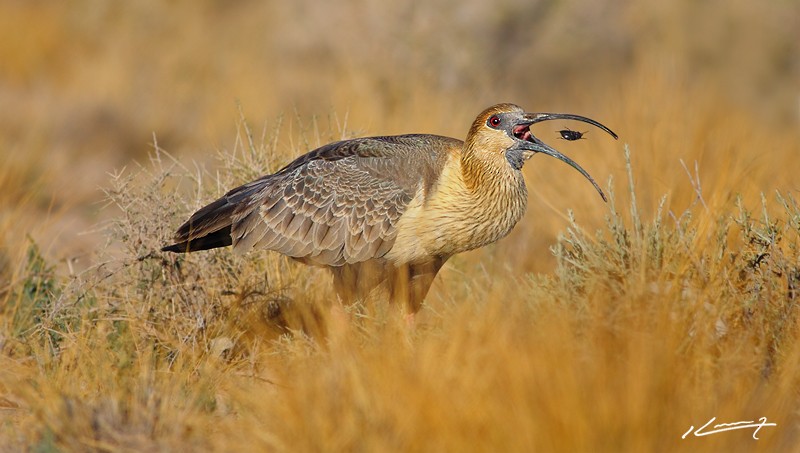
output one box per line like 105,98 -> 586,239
1,0 -> 798,451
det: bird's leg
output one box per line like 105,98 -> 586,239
331,261 -> 387,303
389,257 -> 446,315
331,258 -> 445,325
330,263 -> 359,304
329,263 -> 377,337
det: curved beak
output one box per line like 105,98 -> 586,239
509,111 -> 616,202
523,112 -> 618,139
513,136 -> 607,202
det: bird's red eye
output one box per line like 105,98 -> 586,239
488,115 -> 501,127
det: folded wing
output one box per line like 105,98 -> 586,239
163,135 -> 455,266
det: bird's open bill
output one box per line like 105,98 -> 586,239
516,112 -> 617,202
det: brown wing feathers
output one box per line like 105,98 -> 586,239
229,156 -> 409,266
162,136 -> 451,265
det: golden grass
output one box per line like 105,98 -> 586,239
3,106 -> 799,451
1,0 -> 799,451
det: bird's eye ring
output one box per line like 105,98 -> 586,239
488,115 -> 501,128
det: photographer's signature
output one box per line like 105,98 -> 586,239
682,417 -> 776,440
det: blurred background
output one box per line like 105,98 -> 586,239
1,0 -> 798,276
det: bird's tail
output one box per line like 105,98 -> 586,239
161,195 -> 237,253
161,226 -> 233,253
162,174 -> 275,253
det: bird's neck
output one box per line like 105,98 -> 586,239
460,144 -> 516,193
458,143 -> 528,223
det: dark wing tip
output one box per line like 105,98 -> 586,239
161,243 -> 186,253
160,226 -> 233,253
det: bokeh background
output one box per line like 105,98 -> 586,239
2,0 -> 797,274
1,1 -> 800,451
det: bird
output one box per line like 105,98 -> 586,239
162,103 -> 617,314
557,127 -> 587,141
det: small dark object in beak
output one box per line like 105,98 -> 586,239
558,128 -> 586,141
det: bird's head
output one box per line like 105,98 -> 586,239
466,103 -> 618,202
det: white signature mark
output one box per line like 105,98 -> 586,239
682,417 -> 776,440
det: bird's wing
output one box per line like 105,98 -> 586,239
228,135 -> 455,266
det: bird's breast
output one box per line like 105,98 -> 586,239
385,163 -> 528,264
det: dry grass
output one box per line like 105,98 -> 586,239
1,0 -> 799,451
2,115 -> 799,451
